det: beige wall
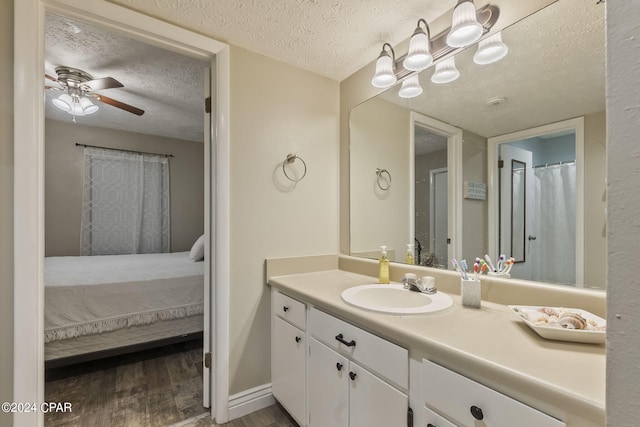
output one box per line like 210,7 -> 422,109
606,1 -> 640,424
583,111 -> 606,289
228,46 -> 339,394
462,130 -> 488,261
0,0 -> 14,425
349,97 -> 411,262
44,120 -> 204,256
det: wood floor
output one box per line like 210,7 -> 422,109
45,340 -> 297,427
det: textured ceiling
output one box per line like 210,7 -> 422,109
45,13 -> 209,142
109,0 -> 458,81
378,0 -> 605,138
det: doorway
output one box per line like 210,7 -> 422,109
14,1 -> 230,425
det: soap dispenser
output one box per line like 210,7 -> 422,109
379,245 -> 390,284
405,243 -> 415,265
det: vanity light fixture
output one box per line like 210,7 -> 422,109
473,32 -> 509,65
431,57 -> 460,84
446,0 -> 484,48
371,43 -> 397,89
403,19 -> 433,72
398,75 -> 423,98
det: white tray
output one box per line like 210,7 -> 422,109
508,305 -> 606,344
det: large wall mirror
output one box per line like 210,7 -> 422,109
349,0 -> 605,290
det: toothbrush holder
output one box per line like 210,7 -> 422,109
487,271 -> 511,279
461,277 -> 482,308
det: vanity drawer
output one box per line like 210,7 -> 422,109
424,406 -> 457,427
422,359 -> 565,427
273,290 -> 306,330
309,308 -> 408,390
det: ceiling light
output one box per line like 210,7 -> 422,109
446,0 -> 483,48
53,93 -> 99,116
431,57 -> 460,84
403,19 -> 433,72
371,43 -> 397,89
398,75 -> 423,98
473,32 -> 509,65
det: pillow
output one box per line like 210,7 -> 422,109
189,234 -> 205,261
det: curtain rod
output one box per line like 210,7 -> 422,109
75,143 -> 174,158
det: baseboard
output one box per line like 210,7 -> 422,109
228,383 -> 275,421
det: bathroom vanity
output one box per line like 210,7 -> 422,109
268,257 -> 605,427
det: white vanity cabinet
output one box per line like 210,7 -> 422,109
308,308 -> 409,427
271,290 -> 306,425
422,359 -> 566,427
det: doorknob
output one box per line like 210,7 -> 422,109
528,235 -> 537,241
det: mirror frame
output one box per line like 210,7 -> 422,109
487,116 -> 585,285
409,112 -> 463,265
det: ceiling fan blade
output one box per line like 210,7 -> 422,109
85,77 -> 124,91
45,74 -> 58,82
45,85 -> 62,91
92,94 -> 145,116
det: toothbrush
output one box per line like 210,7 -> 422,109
473,261 -> 479,280
505,257 -> 515,274
461,259 -> 469,280
497,254 -> 506,272
480,259 -> 488,274
484,254 -> 497,272
451,259 -> 465,279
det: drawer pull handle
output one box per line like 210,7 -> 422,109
335,334 -> 356,347
427,424 -> 436,427
336,362 -> 343,371
283,306 -> 289,312
470,405 -> 484,420
295,336 -> 301,343
349,371 -> 357,381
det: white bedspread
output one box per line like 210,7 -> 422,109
45,252 -> 204,343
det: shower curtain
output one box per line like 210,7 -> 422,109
514,163 -> 576,284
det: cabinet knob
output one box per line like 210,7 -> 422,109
335,333 -> 356,347
336,362 -> 343,371
427,424 -> 436,427
283,306 -> 289,312
349,371 -> 357,381
295,336 -> 301,343
470,405 -> 484,420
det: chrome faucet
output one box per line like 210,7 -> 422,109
402,273 -> 437,294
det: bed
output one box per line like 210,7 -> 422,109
44,251 -> 204,367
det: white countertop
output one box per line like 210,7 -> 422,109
268,269 -> 605,426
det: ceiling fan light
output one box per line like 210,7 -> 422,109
473,32 -> 509,65
404,31 -> 433,72
398,75 -> 423,98
446,0 -> 483,48
431,57 -> 460,84
371,49 -> 397,89
52,93 -> 73,113
79,96 -> 99,115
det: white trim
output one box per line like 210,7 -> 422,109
410,112 -> 463,266
429,167 -> 449,260
228,384 -> 275,421
14,1 -> 231,426
487,117 -> 585,285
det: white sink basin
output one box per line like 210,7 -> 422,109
341,284 -> 453,315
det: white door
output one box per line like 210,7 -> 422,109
349,361 -> 408,427
308,338 -> 349,427
430,167 -> 448,267
272,317 -> 306,424
499,144 -> 533,279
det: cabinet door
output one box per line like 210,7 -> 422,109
308,338 -> 349,427
272,316 -> 305,425
349,361 -> 408,427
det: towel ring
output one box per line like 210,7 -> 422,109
376,168 -> 391,191
283,154 -> 307,182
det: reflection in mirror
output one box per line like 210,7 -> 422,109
349,0 -> 605,289
510,159 -> 526,263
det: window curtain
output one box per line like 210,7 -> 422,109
80,147 -> 170,255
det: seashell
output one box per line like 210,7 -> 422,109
538,307 -> 559,316
558,312 -> 587,330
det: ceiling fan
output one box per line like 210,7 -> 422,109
45,66 -> 145,117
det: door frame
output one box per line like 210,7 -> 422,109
487,117 -> 585,285
429,167 -> 448,265
13,0 -> 231,425
409,112 -> 462,267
